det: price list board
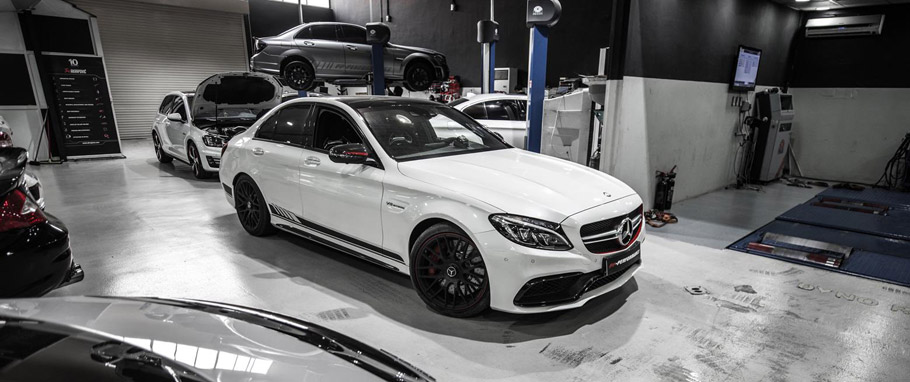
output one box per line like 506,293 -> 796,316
45,55 -> 122,157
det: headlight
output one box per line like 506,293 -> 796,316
489,214 -> 572,251
433,54 -> 446,64
202,134 -> 226,147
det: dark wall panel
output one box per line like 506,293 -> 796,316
624,0 -> 800,85
791,5 -> 910,88
20,14 -> 94,55
0,54 -> 37,106
332,0 -> 613,87
249,0 -> 335,38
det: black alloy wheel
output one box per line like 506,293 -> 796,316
410,223 -> 490,317
152,132 -> 172,164
283,61 -> 315,91
233,175 -> 276,236
404,62 -> 433,92
188,144 -> 211,179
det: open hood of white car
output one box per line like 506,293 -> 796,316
397,149 -> 637,222
192,72 -> 283,128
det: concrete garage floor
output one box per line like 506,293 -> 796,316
34,140 -> 910,381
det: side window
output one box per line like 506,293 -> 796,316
294,27 -> 312,40
159,95 -> 175,114
310,25 -> 337,41
172,99 -> 188,121
313,109 -> 362,151
255,113 -> 280,141
463,104 -> 486,120
483,101 -> 512,121
272,105 -> 312,145
339,25 -> 367,44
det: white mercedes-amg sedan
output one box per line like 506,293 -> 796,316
219,97 -> 644,317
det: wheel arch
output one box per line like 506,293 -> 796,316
402,54 -> 433,73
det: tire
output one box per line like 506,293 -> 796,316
403,61 -> 434,92
233,175 -> 277,236
187,143 -> 212,179
410,223 -> 490,317
152,132 -> 173,164
283,60 -> 315,91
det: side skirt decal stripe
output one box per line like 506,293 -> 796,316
268,205 -> 404,263
274,223 -> 400,272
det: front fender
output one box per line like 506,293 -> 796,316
381,177 -> 501,266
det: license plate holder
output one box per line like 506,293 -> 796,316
603,242 -> 641,276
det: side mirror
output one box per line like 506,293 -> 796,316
328,143 -> 370,164
166,113 -> 183,122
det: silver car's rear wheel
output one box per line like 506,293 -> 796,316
283,60 -> 315,91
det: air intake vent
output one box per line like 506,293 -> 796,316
805,15 -> 884,38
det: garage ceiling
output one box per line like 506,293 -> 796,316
771,0 -> 910,11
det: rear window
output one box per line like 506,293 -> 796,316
201,77 -> 275,105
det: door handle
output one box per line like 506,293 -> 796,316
303,41 -> 315,46
346,45 -> 357,51
252,147 -> 264,156
304,156 -> 321,166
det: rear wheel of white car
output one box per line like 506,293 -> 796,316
152,132 -> 172,164
410,223 -> 490,317
234,175 -> 277,236
283,60 -> 315,91
188,143 -> 212,179
404,61 -> 434,92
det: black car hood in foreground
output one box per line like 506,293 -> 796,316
0,297 -> 433,382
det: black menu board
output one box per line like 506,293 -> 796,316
45,55 -> 122,157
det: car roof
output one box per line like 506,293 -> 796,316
464,93 -> 527,102
289,96 -> 446,108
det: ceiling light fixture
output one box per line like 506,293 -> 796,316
817,7 -> 830,10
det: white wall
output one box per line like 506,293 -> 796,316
601,76 -> 771,208
790,88 -> 910,184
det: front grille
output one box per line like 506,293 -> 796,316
580,205 -> 643,254
513,257 -> 640,307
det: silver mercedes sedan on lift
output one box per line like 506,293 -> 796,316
251,22 -> 449,91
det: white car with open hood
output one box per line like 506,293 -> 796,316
219,97 -> 644,317
151,72 -> 283,179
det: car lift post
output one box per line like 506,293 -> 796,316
366,23 -> 391,96
479,1 -> 498,94
525,0 -> 561,153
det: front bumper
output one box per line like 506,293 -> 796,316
476,230 -> 642,314
197,145 -> 221,172
478,195 -> 645,314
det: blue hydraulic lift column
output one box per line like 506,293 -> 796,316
366,23 -> 391,95
525,0 -> 561,153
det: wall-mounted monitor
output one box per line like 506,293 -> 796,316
731,45 -> 761,91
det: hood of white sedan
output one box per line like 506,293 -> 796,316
397,149 -> 637,222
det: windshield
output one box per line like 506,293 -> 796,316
354,101 -> 508,161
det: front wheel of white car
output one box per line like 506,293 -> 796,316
410,223 -> 490,317
152,132 -> 172,164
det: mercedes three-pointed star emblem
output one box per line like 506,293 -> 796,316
617,218 -> 634,246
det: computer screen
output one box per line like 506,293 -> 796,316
731,46 -> 761,91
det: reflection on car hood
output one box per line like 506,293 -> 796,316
397,149 -> 636,222
0,296 -> 433,382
